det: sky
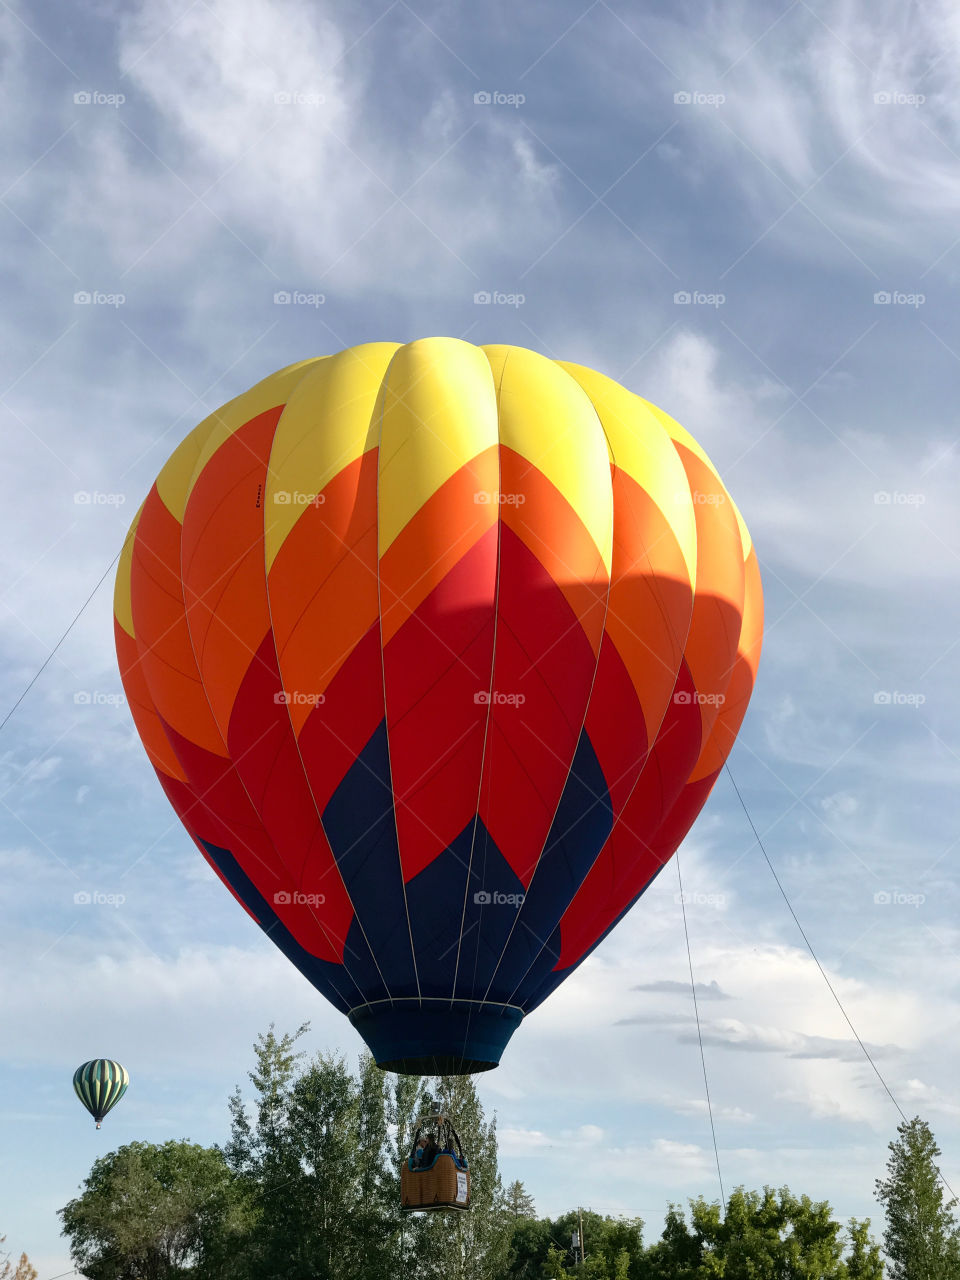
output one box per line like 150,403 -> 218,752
1,0 -> 959,1270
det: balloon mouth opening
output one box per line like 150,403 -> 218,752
349,999 -> 523,1076
380,1055 -> 499,1075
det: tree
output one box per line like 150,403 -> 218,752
543,1243 -> 571,1278
644,1203 -> 700,1279
641,1188 -> 882,1279
224,1022 -> 312,1278
846,1218 -> 884,1279
224,1027 -> 408,1280
546,1209 -> 643,1280
221,1025 -> 516,1280
0,1235 -> 37,1280
58,1141 -> 249,1279
506,1180 -> 537,1219
875,1116 -> 960,1280
417,1073 -> 512,1280
505,1216 -> 553,1279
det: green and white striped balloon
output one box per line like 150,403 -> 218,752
73,1059 -> 129,1128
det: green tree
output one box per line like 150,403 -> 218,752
641,1188 -> 882,1278
548,1210 -> 643,1280
417,1073 -> 512,1280
346,1052 -> 397,1280
58,1140 -> 248,1279
643,1203 -> 700,1279
225,1026 -> 409,1280
224,1022 -> 311,1278
875,1116 -> 960,1280
847,1218 -> 885,1279
505,1216 -> 554,1279
387,1069 -> 431,1274
543,1242 -> 572,1278
506,1180 -> 537,1219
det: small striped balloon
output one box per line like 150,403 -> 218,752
73,1059 -> 129,1128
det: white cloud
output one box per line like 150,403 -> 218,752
52,0 -> 562,302
646,0 -> 960,260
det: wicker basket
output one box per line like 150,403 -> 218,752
401,1153 -> 471,1212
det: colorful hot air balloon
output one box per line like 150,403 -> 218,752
114,339 -> 762,1074
73,1059 -> 128,1128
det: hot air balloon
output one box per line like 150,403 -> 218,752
114,338 -> 762,1075
73,1059 -> 128,1128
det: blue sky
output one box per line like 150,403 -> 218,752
2,0 -> 959,1270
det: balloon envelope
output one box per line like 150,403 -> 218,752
74,1059 -> 128,1126
114,339 -> 762,1073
